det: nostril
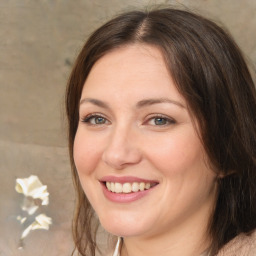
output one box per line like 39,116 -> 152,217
102,147 -> 142,169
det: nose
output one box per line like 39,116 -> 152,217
102,126 -> 142,170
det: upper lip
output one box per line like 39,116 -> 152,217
99,175 -> 159,184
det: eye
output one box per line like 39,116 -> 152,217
81,114 -> 109,125
146,115 -> 176,126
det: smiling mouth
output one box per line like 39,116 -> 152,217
104,181 -> 158,194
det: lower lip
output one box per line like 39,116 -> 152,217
101,183 -> 156,203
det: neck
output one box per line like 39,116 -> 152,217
121,204 -> 213,256
122,230 -> 210,256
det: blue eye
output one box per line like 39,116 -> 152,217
154,117 -> 168,125
82,115 -> 108,125
94,116 -> 106,124
147,115 -> 176,126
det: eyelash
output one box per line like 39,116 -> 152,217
81,114 -> 109,126
145,114 -> 176,126
81,113 -> 176,127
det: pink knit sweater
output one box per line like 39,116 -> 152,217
217,230 -> 256,256
110,230 -> 256,255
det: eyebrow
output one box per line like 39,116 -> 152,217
136,98 -> 185,109
80,98 -> 110,109
80,97 -> 185,109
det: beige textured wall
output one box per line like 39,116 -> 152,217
0,0 -> 255,255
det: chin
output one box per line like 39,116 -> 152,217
102,224 -> 144,238
98,212 -> 151,237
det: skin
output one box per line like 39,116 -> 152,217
74,44 -> 218,256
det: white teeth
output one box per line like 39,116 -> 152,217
139,182 -> 145,191
115,182 -> 123,193
110,182 -> 115,192
132,182 -> 139,192
145,183 -> 150,189
106,182 -> 111,190
105,181 -> 152,193
123,183 -> 131,193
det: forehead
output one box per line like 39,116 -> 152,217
81,44 -> 185,106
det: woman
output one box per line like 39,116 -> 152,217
65,7 -> 256,256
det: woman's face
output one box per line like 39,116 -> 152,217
74,44 -> 217,239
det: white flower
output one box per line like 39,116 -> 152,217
21,214 -> 52,239
15,175 -> 49,204
17,216 -> 27,224
15,175 -> 49,214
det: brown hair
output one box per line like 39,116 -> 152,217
66,7 -> 256,256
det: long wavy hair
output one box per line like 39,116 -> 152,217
65,7 -> 256,256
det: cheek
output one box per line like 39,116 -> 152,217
73,130 -> 105,205
73,130 -> 103,176
145,129 -> 204,175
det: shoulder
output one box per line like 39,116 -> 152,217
217,230 -> 256,256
